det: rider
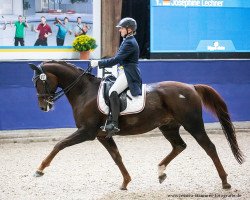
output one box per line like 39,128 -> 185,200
90,17 -> 142,136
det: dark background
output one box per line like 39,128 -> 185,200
122,0 -> 150,58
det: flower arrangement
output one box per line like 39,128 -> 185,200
72,34 -> 97,52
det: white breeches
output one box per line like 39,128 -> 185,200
109,70 -> 128,96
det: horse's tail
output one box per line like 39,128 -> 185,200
194,84 -> 244,164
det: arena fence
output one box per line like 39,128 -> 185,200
0,59 -> 249,130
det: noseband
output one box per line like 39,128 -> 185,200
32,63 -> 92,104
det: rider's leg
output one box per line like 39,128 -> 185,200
105,91 -> 120,133
109,71 -> 128,96
103,71 -> 128,135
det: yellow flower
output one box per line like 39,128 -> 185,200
72,35 -> 97,52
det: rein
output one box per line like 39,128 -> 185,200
53,65 -> 92,102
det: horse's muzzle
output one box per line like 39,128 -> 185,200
39,99 -> 54,112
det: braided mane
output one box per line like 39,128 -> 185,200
43,60 -> 84,72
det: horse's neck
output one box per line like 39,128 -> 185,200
64,75 -> 100,108
46,64 -> 78,86
45,63 -> 99,104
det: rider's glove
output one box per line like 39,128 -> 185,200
90,60 -> 99,68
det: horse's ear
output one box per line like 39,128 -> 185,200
29,63 -> 40,72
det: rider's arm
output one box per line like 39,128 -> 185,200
98,40 -> 134,68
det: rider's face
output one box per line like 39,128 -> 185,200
119,27 -> 132,37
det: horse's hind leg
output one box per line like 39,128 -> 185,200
185,123 -> 231,189
97,136 -> 131,190
158,124 -> 186,184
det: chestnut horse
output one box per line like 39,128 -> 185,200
29,61 -> 244,190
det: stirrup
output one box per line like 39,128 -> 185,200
100,116 -> 112,131
104,123 -> 120,132
103,122 -> 120,138
101,123 -> 120,132
105,127 -> 120,138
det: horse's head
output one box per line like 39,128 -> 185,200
29,63 -> 58,112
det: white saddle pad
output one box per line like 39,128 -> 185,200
97,83 -> 146,115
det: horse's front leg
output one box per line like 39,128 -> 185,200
97,136 -> 131,190
34,127 -> 96,177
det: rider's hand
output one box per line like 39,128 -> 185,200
90,60 -> 99,68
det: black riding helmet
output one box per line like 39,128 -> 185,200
116,17 -> 137,32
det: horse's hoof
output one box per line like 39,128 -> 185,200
120,186 -> 127,190
222,183 -> 231,189
159,173 -> 167,184
34,170 -> 44,177
119,182 -> 128,190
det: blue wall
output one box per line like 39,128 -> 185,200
0,60 -> 250,130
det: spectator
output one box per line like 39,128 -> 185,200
13,15 -> 29,46
54,17 -> 72,46
34,16 -> 52,46
74,17 -> 89,37
1,16 -> 7,30
0,23 -> 6,30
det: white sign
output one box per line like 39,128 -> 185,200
161,0 -> 224,7
207,41 -> 225,51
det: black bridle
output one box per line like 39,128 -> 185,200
32,63 -> 92,104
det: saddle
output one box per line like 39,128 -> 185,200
102,75 -> 131,112
97,76 -> 146,116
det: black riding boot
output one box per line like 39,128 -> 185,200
103,91 -> 120,137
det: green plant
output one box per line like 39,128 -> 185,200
72,34 -> 97,52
